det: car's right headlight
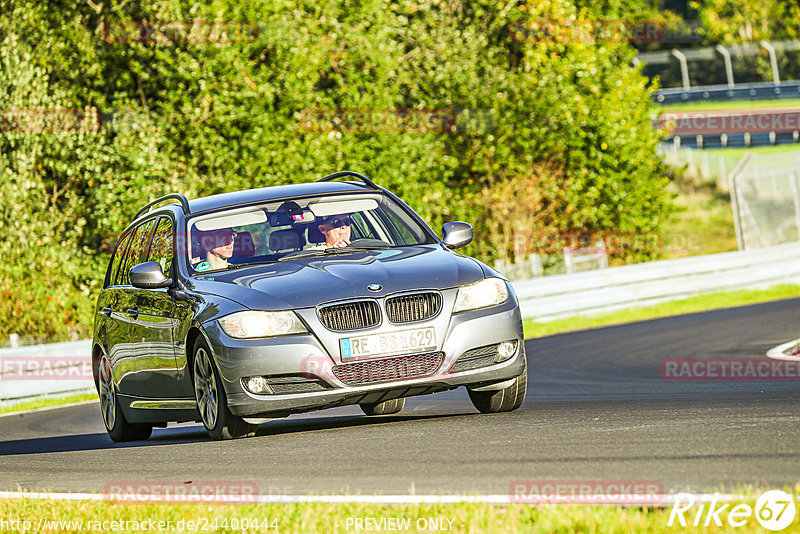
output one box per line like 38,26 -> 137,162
218,310 -> 308,338
453,277 -> 509,313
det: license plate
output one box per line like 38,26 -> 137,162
340,327 -> 436,359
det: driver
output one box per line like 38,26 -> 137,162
315,214 -> 352,249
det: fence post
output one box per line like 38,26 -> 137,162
671,49 -> 691,90
760,41 -> 781,85
728,152 -> 752,250
789,170 -> 800,241
715,45 -> 735,88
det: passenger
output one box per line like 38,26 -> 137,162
315,214 -> 352,249
196,228 -> 237,271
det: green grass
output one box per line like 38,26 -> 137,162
1,494 -> 794,533
0,391 -> 97,415
661,167 -> 737,259
524,284 -> 800,339
659,97 -> 800,113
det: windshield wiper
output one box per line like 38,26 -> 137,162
277,245 -> 390,262
324,245 -> 390,254
276,249 -> 329,261
226,260 -> 278,270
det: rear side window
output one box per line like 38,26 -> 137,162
118,219 -> 155,286
107,232 -> 133,287
148,217 -> 174,276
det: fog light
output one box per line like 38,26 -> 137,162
495,340 -> 517,362
243,376 -> 272,395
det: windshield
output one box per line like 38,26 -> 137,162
186,192 -> 435,273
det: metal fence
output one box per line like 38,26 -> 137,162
729,149 -> 800,249
659,143 -> 737,190
661,144 -> 800,250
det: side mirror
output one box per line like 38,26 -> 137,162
442,221 -> 473,250
130,261 -> 173,289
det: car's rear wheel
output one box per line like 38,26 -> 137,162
98,354 -> 152,442
360,397 -> 405,416
193,338 -> 257,440
467,366 -> 527,413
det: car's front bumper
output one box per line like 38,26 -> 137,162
203,290 -> 526,417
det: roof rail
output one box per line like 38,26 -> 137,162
134,193 -> 191,220
316,171 -> 380,190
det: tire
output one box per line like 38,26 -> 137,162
360,397 -> 405,416
97,354 -> 152,442
467,366 -> 527,414
192,338 -> 257,440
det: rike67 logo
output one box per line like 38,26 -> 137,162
668,490 -> 797,531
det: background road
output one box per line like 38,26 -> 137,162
1,299 -> 799,496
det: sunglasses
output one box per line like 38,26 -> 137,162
325,215 -> 352,228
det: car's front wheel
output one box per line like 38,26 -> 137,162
467,366 -> 527,413
193,338 -> 257,440
98,354 -> 152,442
360,397 -> 405,416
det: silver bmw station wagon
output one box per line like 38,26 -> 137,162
92,172 -> 527,441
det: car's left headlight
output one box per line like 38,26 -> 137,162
218,310 -> 308,338
453,277 -> 509,313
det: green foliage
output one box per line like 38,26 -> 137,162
0,0 -> 672,340
689,0 -> 800,43
689,0 -> 800,82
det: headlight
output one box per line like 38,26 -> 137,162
453,277 -> 509,313
218,311 -> 308,338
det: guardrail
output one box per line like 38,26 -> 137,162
513,241 -> 800,322
4,242 -> 800,402
653,81 -> 800,105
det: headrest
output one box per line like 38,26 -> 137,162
269,229 -> 306,251
307,224 -> 325,244
233,231 -> 255,256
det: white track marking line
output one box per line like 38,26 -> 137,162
0,490 -> 743,506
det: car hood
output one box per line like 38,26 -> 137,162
187,244 -> 486,310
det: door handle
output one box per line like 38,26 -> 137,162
101,307 -> 112,317
126,308 -> 139,319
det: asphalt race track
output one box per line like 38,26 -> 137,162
1,299 -> 799,496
